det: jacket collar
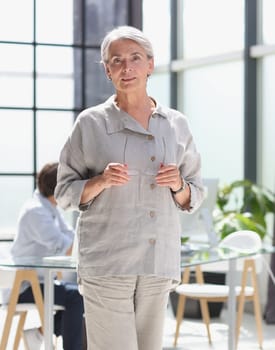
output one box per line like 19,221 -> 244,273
103,95 -> 168,135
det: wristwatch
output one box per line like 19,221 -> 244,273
171,178 -> 187,195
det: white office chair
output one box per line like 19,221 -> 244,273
174,230 -> 263,348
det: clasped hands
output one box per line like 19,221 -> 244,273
101,162 -> 182,192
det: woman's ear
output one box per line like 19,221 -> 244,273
148,57 -> 154,76
104,65 -> 111,80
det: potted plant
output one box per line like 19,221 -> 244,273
214,179 -> 275,241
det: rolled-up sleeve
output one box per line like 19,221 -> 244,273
55,120 -> 90,212
170,110 -> 204,213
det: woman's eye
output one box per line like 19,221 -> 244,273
112,58 -> 121,64
132,55 -> 140,61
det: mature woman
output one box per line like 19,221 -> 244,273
55,25 -> 204,350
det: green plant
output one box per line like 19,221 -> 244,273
214,179 -> 275,240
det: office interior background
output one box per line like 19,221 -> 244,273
0,0 -> 274,243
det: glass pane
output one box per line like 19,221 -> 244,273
74,49 -> 83,109
182,61 -> 244,185
85,49 -> 113,107
36,46 -> 73,74
143,0 -> 171,65
0,44 -> 33,107
261,56 -> 275,191
0,176 -> 33,231
0,44 -> 33,72
183,0 -> 244,59
0,77 -> 33,107
36,111 -> 74,169
147,73 -> 170,106
83,0 -> 128,46
36,78 -> 74,109
36,0 -> 73,44
0,110 -> 33,172
0,0 -> 33,42
262,0 -> 275,44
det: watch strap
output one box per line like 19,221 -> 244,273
171,178 -> 187,195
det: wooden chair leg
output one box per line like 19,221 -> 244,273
0,271 -> 22,350
13,311 -> 27,350
174,294 -> 187,347
236,261 -> 248,347
199,299 -> 212,344
173,267 -> 191,347
250,260 -> 263,348
194,265 -> 212,343
0,270 -> 44,350
27,270 -> 44,329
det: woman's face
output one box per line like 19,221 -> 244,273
105,39 -> 154,93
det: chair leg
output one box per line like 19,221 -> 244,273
236,265 -> 248,347
194,265 -> 212,344
237,259 -> 263,349
173,294 -> 187,347
27,271 -> 44,330
199,299 -> 212,344
250,261 -> 263,348
13,311 -> 27,350
0,270 -> 44,350
173,267 -> 191,347
0,272 -> 22,350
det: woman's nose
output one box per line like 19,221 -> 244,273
122,60 -> 132,72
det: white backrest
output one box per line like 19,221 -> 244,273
179,178 -> 219,245
217,230 -> 263,274
219,230 -> 262,253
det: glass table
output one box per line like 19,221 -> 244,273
0,255 -> 75,350
0,245 -> 274,350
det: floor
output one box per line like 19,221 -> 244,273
1,302 -> 274,349
163,300 -> 275,350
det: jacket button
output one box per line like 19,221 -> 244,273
149,211 -> 155,218
150,183 -> 156,189
149,238 -> 156,245
151,156 -> 156,162
148,135 -> 154,140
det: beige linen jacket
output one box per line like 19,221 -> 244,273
55,95 -> 204,282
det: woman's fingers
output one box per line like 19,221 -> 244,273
155,164 -> 181,189
103,163 -> 130,187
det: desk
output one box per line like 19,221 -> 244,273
0,247 -> 274,350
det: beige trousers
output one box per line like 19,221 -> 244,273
81,275 -> 173,350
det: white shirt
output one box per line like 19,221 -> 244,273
11,190 -> 74,288
12,190 -> 74,258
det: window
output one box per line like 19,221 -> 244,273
0,0 -> 133,234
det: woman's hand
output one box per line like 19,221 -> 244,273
80,163 -> 130,205
101,163 -> 130,189
155,163 -> 182,192
155,163 -> 190,209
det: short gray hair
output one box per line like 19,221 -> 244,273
101,26 -> 154,64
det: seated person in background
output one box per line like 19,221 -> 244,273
11,162 -> 86,350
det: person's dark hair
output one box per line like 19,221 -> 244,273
37,162 -> 58,197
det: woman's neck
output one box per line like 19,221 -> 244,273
115,94 -> 156,130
